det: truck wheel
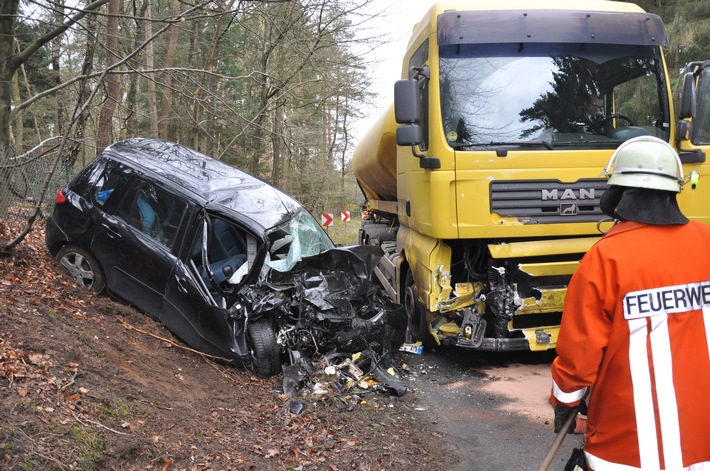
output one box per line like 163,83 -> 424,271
56,245 -> 106,293
248,319 -> 281,378
404,270 -> 429,344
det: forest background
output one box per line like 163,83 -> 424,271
1,0 -> 709,250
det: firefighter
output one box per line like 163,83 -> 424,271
550,136 -> 710,470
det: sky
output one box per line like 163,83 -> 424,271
351,0 -> 436,144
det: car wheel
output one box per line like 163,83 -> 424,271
56,245 -> 106,293
404,269 -> 430,345
247,319 -> 281,378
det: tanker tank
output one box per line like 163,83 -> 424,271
352,104 -> 398,203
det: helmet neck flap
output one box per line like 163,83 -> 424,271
600,186 -> 688,225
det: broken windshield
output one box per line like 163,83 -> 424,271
439,42 -> 670,149
265,209 -> 335,273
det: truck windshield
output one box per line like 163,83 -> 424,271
439,43 -> 670,149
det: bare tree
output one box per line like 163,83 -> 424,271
2,0 -> 381,253
0,0 -> 110,216
96,0 -> 122,153
143,0 -> 159,136
159,0 -> 182,140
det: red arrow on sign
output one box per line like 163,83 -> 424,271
341,211 -> 350,222
321,213 -> 333,227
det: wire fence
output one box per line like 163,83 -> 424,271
0,138 -> 79,249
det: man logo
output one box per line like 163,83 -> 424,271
542,188 -> 595,200
560,203 -> 578,215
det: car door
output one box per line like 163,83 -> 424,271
161,212 -> 254,360
91,173 -> 188,318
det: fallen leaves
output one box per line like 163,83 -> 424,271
1,222 -> 448,471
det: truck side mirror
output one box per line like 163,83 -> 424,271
394,79 -> 421,124
396,125 -> 422,146
394,79 -> 424,147
393,67 -> 439,169
678,72 -> 696,120
676,73 -> 696,145
675,67 -> 707,162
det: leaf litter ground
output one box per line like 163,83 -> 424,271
0,220 -> 457,470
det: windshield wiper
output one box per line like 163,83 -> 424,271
551,139 -> 623,148
454,140 -> 554,150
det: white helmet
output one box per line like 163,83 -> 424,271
603,136 -> 684,193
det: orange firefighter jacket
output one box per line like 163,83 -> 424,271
551,220 -> 710,470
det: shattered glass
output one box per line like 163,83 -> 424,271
265,209 -> 335,272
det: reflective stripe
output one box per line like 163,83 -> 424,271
586,451 -> 710,471
628,317 -> 660,469
629,314 -> 684,469
586,451 -> 642,471
552,379 -> 587,404
649,315 -> 682,469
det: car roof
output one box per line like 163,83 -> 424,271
102,138 -> 302,230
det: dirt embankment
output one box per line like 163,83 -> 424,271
0,223 -> 456,471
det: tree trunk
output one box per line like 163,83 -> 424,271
10,61 -> 21,147
95,0 -> 121,154
189,0 -> 235,151
0,0 -> 20,152
124,6 -> 142,137
271,101 -> 284,186
52,1 -> 65,136
159,0 -> 181,140
339,96 -> 349,213
177,18 -> 198,143
0,0 -> 21,217
68,12 -> 98,166
143,0 -> 158,137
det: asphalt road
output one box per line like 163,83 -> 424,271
402,346 -> 585,471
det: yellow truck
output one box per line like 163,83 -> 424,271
352,0 -> 710,352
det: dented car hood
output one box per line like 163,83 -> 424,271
243,244 -> 405,355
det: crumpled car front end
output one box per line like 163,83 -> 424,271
243,244 -> 406,374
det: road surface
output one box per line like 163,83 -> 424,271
403,347 -> 585,471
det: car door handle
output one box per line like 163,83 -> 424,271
175,276 -> 188,294
100,223 -> 122,239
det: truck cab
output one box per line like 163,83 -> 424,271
353,1 -> 710,352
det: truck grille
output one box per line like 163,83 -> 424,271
490,179 -> 608,224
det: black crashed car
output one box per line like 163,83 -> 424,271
45,138 -> 405,377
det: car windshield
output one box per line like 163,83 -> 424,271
439,42 -> 670,149
265,208 -> 335,272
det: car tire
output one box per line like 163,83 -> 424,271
248,319 -> 280,378
56,245 -> 106,293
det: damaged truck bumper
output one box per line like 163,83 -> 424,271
420,237 -> 601,352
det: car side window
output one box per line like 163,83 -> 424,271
190,215 -> 253,294
90,162 -> 132,211
112,180 -> 188,251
